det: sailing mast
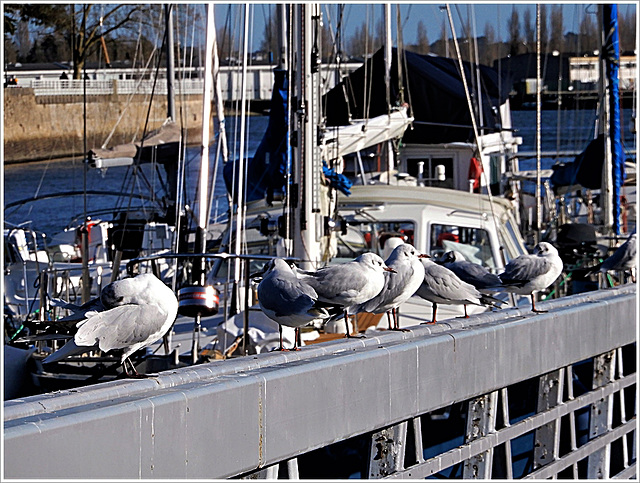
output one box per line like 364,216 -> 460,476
292,3 -> 323,270
599,4 -> 625,236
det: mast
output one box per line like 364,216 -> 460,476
194,3 -> 215,284
292,4 -> 323,270
600,4 -> 624,236
535,4 -> 542,244
383,4 -> 394,175
165,5 -> 176,122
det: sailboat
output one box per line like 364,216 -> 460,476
5,3 -> 531,393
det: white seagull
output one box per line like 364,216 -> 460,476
355,243 -> 428,331
301,252 -> 396,337
416,256 -> 503,323
498,241 -> 563,312
43,273 -> 178,376
256,258 -> 338,350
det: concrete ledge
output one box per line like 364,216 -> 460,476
4,285 -> 636,478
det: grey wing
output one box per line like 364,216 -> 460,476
42,338 -> 93,364
601,236 -> 637,271
258,277 -> 315,316
501,255 -> 550,285
50,296 -> 105,323
309,264 -> 367,300
447,261 -> 501,289
75,304 -> 168,353
423,264 -> 480,302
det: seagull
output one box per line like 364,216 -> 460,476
498,241 -> 564,313
599,232 -> 636,282
439,250 -> 503,292
355,243 -> 428,331
43,273 -> 178,376
301,252 -> 396,337
416,256 -> 503,324
256,258 -> 338,351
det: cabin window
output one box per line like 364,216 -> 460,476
336,220 -> 416,261
489,154 -> 503,193
406,157 -> 454,188
429,223 -> 496,269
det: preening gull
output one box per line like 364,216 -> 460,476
355,243 -> 427,331
416,256 -> 503,323
256,258 -> 338,350
43,273 -> 178,376
301,252 -> 395,337
498,241 -> 563,312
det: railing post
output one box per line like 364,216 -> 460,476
533,369 -> 564,473
367,421 -> 408,478
587,350 -> 616,478
463,391 -> 497,478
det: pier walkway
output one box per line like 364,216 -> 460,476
4,284 -> 636,479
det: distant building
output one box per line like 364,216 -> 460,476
569,55 -> 636,91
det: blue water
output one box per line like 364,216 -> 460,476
3,109 -> 635,238
512,108 -> 636,170
4,116 -> 269,237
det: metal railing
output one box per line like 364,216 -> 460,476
4,284 -> 636,479
25,63 -> 362,102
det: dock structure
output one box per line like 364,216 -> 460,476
4,285 -> 636,479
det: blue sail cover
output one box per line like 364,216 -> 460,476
550,134 -> 605,191
603,4 -> 625,235
223,69 -> 289,203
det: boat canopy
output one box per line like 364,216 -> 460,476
89,122 -> 181,169
324,47 -> 512,145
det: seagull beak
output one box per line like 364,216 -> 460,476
418,253 -> 431,258
384,267 -> 397,273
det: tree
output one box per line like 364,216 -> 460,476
69,5 -> 149,78
259,8 -> 278,60
523,9 -> 534,53
549,6 -> 564,53
507,8 -> 521,57
415,20 -> 429,55
619,9 -> 637,54
348,22 -> 374,59
539,5 -> 548,53
4,4 -> 151,78
482,22 -> 496,66
578,11 -> 598,55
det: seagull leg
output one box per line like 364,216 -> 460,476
293,327 -> 300,351
274,325 -> 286,351
123,358 -> 148,378
531,294 -> 547,313
422,303 -> 437,325
345,311 -> 365,338
457,304 -> 470,319
386,311 -> 394,330
390,308 -> 410,332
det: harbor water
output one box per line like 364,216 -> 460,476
3,109 -> 636,240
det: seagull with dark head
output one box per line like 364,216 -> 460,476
416,255 -> 504,324
498,241 -> 563,313
256,258 -> 339,351
300,252 -> 396,337
355,242 -> 428,331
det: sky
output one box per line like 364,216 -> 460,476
212,3 -> 637,51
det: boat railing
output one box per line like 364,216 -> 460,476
4,283 -> 636,479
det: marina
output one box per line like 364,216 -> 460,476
3,2 -> 637,480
